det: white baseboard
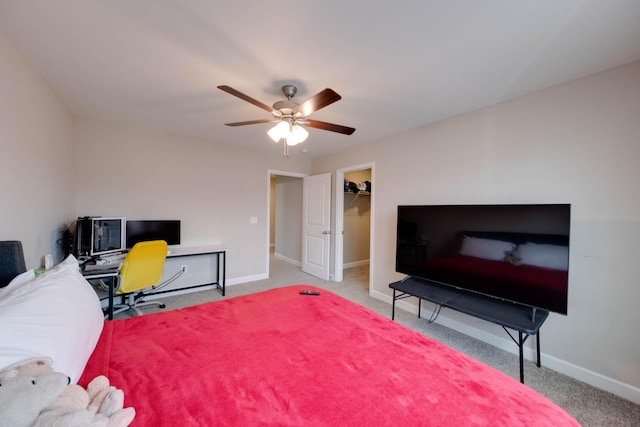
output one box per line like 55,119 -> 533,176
226,273 -> 268,286
141,273 -> 269,300
344,259 -> 369,269
542,353 -> 640,405
273,252 -> 301,267
371,289 -> 640,405
144,285 -> 218,300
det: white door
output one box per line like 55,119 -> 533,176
302,173 -> 331,280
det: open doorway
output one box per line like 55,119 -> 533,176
335,163 -> 374,292
267,170 -> 333,282
266,170 -> 306,278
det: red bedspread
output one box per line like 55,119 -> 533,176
80,285 -> 579,426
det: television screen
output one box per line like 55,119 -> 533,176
90,217 -> 126,257
396,204 -> 570,314
126,220 -> 181,248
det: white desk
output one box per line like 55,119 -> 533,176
83,245 -> 226,319
165,245 -> 226,296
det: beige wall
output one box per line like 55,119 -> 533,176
0,27 -> 312,282
0,31 -> 75,268
74,118 -> 311,282
273,175 -> 303,263
313,60 -> 640,402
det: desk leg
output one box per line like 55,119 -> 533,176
221,251 -> 226,296
107,276 -> 114,320
216,252 -> 221,295
214,251 -> 226,297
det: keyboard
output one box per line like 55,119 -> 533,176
83,263 -> 119,273
99,252 -> 126,262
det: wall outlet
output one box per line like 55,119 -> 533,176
181,265 -> 188,272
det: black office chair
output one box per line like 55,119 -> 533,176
0,240 -> 27,288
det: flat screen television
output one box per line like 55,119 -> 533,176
126,220 -> 181,248
396,204 -> 571,314
73,217 -> 126,258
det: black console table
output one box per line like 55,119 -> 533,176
389,277 -> 549,383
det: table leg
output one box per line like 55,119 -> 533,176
536,332 -> 541,367
392,289 -> 396,320
519,331 -> 524,383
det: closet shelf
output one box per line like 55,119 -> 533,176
345,191 -> 370,206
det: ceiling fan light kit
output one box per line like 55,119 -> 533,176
218,84 -> 355,157
288,124 -> 309,145
269,121 -> 309,144
267,121 -> 291,143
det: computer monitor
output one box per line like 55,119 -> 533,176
73,217 -> 126,258
126,220 -> 181,248
91,217 -> 126,256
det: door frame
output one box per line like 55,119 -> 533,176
266,169 -> 307,279
334,162 -> 375,286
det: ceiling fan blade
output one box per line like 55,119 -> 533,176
293,88 -> 342,117
224,119 -> 273,127
218,85 -> 273,113
305,119 -> 355,135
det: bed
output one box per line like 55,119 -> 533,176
1,252 -> 580,426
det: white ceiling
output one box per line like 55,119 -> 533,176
1,1 -> 639,158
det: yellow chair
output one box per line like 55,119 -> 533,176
111,240 -> 168,317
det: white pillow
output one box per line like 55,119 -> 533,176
459,236 -> 515,261
0,255 -> 103,383
516,243 -> 569,271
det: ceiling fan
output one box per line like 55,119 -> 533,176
218,84 -> 355,157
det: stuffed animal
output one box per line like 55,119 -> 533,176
503,249 -> 521,265
0,371 -> 69,427
0,360 -> 135,427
